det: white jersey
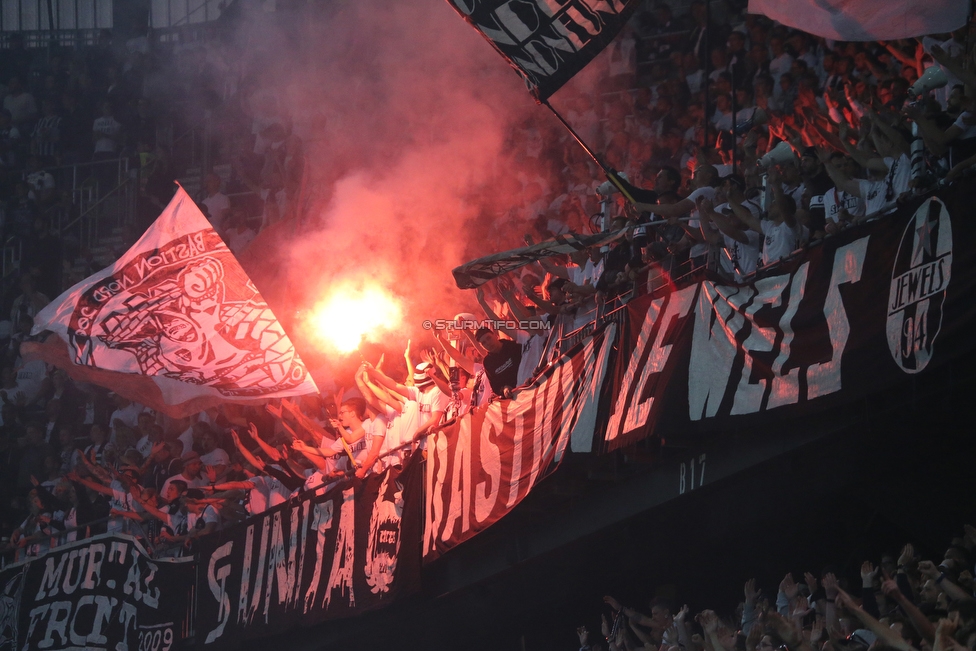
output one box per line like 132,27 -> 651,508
107,480 -> 144,533
246,475 -> 291,515
686,186 -> 716,258
823,186 -> 865,223
380,405 -> 411,468
859,154 -> 910,217
760,219 -> 798,265
406,385 -> 450,432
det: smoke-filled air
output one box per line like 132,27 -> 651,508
207,0 -> 560,384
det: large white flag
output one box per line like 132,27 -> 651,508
748,0 -> 968,42
29,187 -> 317,417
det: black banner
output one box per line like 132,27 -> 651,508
194,454 -> 424,649
0,535 -> 194,651
424,326 -> 616,560
446,0 -> 642,101
604,192 -> 976,449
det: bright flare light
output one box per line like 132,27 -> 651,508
307,283 -> 403,354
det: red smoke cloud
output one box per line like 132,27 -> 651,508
229,0 -> 549,384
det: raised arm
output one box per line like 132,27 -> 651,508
476,287 -> 522,341
420,351 -> 453,399
354,428 -> 386,479
290,440 -> 332,472
79,453 -> 113,484
433,332 -> 476,375
229,428 -> 266,472
355,366 -> 390,416
497,284 -> 535,323
930,44 -> 976,88
818,148 -> 863,197
835,588 -> 916,651
281,399 -> 333,445
701,196 -> 749,244
634,197 -> 695,217
131,492 -> 176,524
460,328 -> 488,360
249,420 -> 283,462
881,578 -> 936,642
538,256 -> 570,281
365,362 -> 412,400
403,339 -> 415,387
918,560 -> 971,603
66,471 -> 115,497
728,196 -> 764,233
869,111 -> 911,157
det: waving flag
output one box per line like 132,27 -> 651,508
28,186 -> 317,417
452,228 -> 628,288
448,0 -> 642,101
747,0 -> 968,41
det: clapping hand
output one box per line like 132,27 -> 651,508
780,573 -> 799,600
822,572 -> 839,600
897,543 -> 915,568
576,626 -> 590,646
697,609 -> 719,634
745,578 -> 762,604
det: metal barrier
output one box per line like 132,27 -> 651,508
150,0 -> 226,28
1,238 -> 22,280
58,173 -> 137,251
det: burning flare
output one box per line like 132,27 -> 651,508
307,282 -> 403,354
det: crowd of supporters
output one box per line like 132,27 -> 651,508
1,0 -> 975,564
467,2 -> 976,368
0,357 -> 446,559
0,25 -> 308,312
576,525 -> 976,651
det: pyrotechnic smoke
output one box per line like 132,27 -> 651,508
220,0 -> 548,376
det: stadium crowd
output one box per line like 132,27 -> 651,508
0,0 -> 975,563
576,525 -> 976,651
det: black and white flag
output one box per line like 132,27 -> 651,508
446,0 -> 642,101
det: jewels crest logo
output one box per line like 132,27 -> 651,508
887,197 -> 952,373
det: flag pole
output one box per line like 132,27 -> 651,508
541,99 -> 638,205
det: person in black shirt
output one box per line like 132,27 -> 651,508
799,147 -> 834,239
475,328 -> 522,399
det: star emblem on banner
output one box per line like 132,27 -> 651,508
912,213 -> 936,266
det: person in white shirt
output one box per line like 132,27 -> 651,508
635,164 -> 720,267
198,430 -> 230,479
201,172 -> 231,234
723,174 -> 800,267
819,123 -> 911,220
768,37 -> 794,97
202,470 -> 291,516
2,77 -> 37,128
365,361 -> 449,444
823,153 -> 866,234
697,177 -> 763,282
108,394 -> 144,445
160,451 -> 209,496
92,101 -> 121,157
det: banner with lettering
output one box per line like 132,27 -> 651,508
424,325 -> 616,560
28,186 -> 317,418
194,455 -> 424,649
0,535 -> 194,651
604,193 -> 976,450
446,0 -> 642,101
